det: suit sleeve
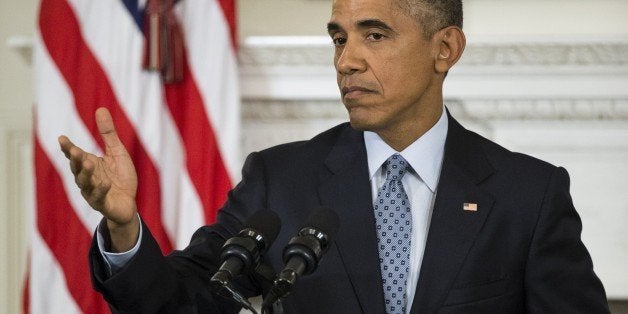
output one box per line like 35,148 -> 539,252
524,167 -> 609,313
89,152 -> 269,313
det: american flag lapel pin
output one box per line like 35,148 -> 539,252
463,203 -> 478,212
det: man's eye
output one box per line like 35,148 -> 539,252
367,33 -> 385,40
332,37 -> 347,46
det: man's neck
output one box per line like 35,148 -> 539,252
377,106 -> 444,151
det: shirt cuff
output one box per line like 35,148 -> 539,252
96,214 -> 143,276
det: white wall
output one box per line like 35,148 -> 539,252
237,0 -> 628,37
2,1 -> 628,313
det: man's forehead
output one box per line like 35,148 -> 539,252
330,0 -> 398,23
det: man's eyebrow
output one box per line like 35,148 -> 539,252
327,22 -> 342,35
327,19 -> 394,35
356,19 -> 394,32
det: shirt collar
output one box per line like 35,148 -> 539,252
364,108 -> 448,192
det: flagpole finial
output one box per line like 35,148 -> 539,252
142,0 -> 184,83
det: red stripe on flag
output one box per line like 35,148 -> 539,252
34,138 -> 109,313
217,0 -> 238,50
39,0 -> 173,253
164,58 -> 232,224
22,254 -> 29,314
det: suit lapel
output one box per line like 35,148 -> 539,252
317,126 -> 386,314
410,115 -> 496,313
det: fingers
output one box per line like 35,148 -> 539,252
75,158 -> 95,189
59,135 -> 111,211
95,107 -> 125,153
59,135 -> 87,175
58,135 -> 74,159
77,158 -> 112,212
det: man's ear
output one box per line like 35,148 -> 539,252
434,26 -> 466,74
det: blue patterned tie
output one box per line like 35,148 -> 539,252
374,154 -> 412,314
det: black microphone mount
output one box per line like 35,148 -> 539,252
209,210 -> 281,314
262,207 -> 339,313
210,228 -> 270,289
273,226 -> 332,295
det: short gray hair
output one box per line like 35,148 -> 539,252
395,0 -> 463,38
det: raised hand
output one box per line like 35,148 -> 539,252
59,107 -> 139,251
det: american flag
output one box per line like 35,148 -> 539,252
463,203 -> 478,212
28,0 -> 239,312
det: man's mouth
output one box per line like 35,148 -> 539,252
341,86 -> 375,98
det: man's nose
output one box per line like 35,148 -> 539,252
336,39 -> 367,75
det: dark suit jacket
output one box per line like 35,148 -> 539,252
90,114 -> 609,313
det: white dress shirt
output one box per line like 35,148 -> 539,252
98,109 -> 449,310
96,215 -> 142,274
364,108 -> 448,312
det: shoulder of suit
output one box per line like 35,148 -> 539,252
464,127 -> 560,176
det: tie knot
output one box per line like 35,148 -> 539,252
383,154 -> 410,182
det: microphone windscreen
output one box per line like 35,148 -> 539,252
303,207 -> 340,240
242,210 -> 282,245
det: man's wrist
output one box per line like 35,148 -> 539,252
106,214 -> 141,253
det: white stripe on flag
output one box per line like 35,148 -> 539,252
177,0 -> 241,180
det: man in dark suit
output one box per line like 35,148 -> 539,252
60,0 -> 609,313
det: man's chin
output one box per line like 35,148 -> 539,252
348,119 -> 375,132
346,108 -> 381,131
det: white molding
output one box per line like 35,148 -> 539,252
240,35 -> 628,67
449,99 -> 628,121
239,32 -> 628,121
243,99 -> 343,120
239,35 -> 628,100
460,41 -> 628,67
6,35 -> 34,65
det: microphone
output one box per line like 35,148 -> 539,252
262,207 -> 340,309
210,210 -> 281,312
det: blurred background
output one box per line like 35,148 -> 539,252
2,0 -> 627,313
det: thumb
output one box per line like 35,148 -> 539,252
95,107 -> 124,152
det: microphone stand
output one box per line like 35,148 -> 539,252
212,262 -> 284,314
212,281 -> 258,314
257,263 -> 285,314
